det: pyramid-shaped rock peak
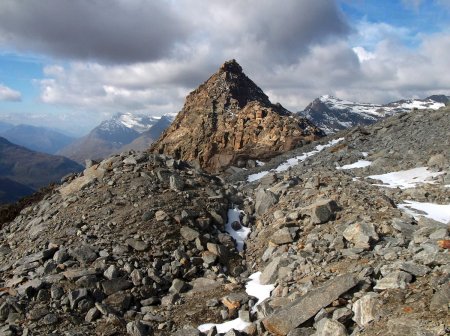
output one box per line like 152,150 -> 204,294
151,60 -> 324,172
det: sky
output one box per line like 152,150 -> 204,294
0,0 -> 449,136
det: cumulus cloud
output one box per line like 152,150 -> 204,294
0,0 -> 190,63
0,84 -> 21,101
0,0 -> 349,65
2,0 -> 450,133
32,0 -> 351,119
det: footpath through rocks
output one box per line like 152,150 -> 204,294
0,107 -> 449,336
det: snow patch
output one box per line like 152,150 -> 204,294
367,167 -> 444,189
198,272 -> 274,333
245,272 -> 275,312
247,138 -> 344,182
198,318 -> 251,334
225,207 -> 251,252
337,160 -> 372,170
398,200 -> 450,224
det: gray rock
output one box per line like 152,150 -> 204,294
206,243 -> 228,260
271,228 -> 294,245
63,268 -> 98,280
332,307 -> 352,324
130,269 -> 143,286
104,291 -> 131,312
126,320 -> 151,336
161,293 -> 180,306
180,226 -> 200,241
125,238 -> 149,251
255,188 -> 279,216
17,279 -> 44,296
260,256 -> 291,285
70,245 -> 97,264
101,278 -> 133,295
68,288 -> 89,310
374,271 -> 412,291
395,261 -> 430,277
263,274 -> 358,335
352,292 -> 381,327
314,318 -> 347,336
103,265 -> 120,280
309,199 -> 339,224
170,175 -> 185,191
85,307 -> 100,322
169,279 -> 188,293
430,284 -> 450,313
42,313 -> 58,325
343,222 -> 379,249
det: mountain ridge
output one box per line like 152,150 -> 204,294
299,94 -> 448,134
58,112 -> 176,164
151,59 -> 324,172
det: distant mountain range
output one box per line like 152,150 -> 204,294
299,94 -> 448,134
58,112 -> 177,164
0,124 -> 76,154
0,137 -> 83,203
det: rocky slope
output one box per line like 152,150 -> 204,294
59,113 -> 176,164
151,60 -> 324,172
299,94 -> 448,134
0,137 -> 83,203
0,106 -> 448,336
232,106 -> 449,335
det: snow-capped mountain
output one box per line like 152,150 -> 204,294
99,112 -> 166,133
299,95 -> 448,134
58,112 -> 177,164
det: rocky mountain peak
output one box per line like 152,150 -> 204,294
219,59 -> 243,74
151,60 -> 323,172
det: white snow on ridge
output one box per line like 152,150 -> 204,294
247,138 -> 344,182
398,200 -> 450,224
319,95 -> 445,119
225,207 -> 251,252
118,113 -> 161,133
399,100 -> 445,110
337,160 -> 372,170
367,167 -> 444,189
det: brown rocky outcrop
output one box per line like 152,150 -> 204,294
151,60 -> 324,172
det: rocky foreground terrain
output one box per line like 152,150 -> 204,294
0,104 -> 448,335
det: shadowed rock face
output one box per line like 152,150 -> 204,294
151,60 -> 324,172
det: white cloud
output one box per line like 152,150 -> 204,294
0,84 -> 21,101
0,0 -> 447,132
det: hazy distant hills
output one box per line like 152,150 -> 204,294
299,94 -> 448,134
58,112 -> 177,163
0,136 -> 83,203
0,177 -> 34,204
0,124 -> 76,154
0,121 -> 14,133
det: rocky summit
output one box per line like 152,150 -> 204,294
151,60 -> 323,172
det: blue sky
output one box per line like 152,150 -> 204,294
0,0 -> 449,136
